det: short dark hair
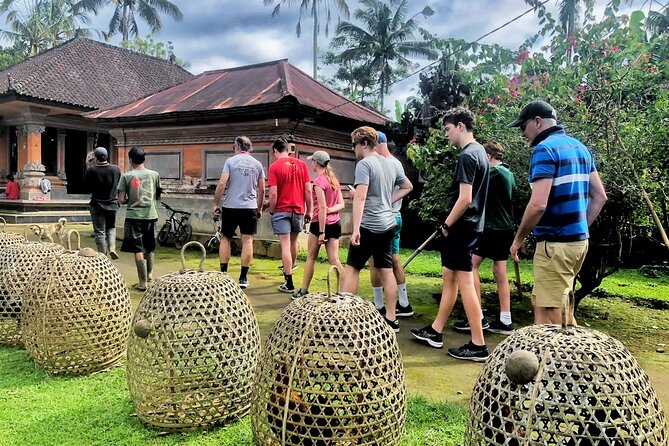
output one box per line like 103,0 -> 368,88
442,107 -> 476,131
484,141 -> 505,161
128,146 -> 146,165
234,136 -> 252,152
272,137 -> 289,153
6,174 -> 14,182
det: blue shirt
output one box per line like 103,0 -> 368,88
529,126 -> 595,242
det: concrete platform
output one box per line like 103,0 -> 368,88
0,199 -> 91,224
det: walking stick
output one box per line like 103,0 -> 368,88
402,229 -> 440,269
513,261 -> 523,299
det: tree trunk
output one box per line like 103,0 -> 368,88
312,1 -> 318,78
380,62 -> 386,113
122,4 -> 128,41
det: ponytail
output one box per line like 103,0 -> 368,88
323,164 -> 340,191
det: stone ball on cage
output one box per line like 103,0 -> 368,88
78,247 -> 97,257
134,319 -> 151,338
505,350 -> 539,385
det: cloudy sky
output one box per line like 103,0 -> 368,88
86,0 -> 632,116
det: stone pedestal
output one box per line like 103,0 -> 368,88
19,163 -> 50,200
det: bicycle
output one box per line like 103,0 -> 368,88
204,210 -> 239,254
157,202 -> 192,249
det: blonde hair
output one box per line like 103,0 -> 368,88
323,164 -> 340,190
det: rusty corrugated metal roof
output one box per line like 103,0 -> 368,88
88,59 -> 386,125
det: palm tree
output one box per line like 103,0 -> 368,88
72,0 -> 182,41
646,4 -> 669,36
264,0 -> 350,78
0,0 -> 90,56
557,0 -> 581,35
332,0 -> 438,112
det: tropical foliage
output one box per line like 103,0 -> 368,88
264,0 -> 350,78
120,35 -> 189,68
72,0 -> 182,41
0,0 -> 91,56
326,0 -> 437,113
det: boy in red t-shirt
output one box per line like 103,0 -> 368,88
5,174 -> 19,200
267,137 -> 312,293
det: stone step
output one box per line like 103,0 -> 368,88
0,211 -> 91,224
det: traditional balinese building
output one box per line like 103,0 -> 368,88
0,37 -> 192,221
88,59 -> 386,189
86,59 -> 387,245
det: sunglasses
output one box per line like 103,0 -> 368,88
520,120 -> 529,132
351,141 -> 358,149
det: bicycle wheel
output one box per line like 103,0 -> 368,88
205,234 -> 220,254
174,222 -> 192,249
157,223 -> 170,246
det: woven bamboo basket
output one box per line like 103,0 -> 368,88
127,241 -> 261,431
251,266 -> 407,446
0,217 -> 25,249
21,230 -> 131,374
465,290 -> 668,445
0,226 -> 65,346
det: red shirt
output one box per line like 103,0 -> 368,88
268,157 -> 310,213
5,181 -> 19,200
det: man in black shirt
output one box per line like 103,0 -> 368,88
83,147 -> 121,259
411,107 -> 490,361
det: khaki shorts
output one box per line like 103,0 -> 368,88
532,240 -> 588,308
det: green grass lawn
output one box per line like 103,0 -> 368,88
298,247 -> 669,303
1,231 -> 667,446
0,349 -> 465,446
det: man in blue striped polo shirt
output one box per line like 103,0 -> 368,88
508,101 -> 607,324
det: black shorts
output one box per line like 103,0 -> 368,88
440,225 -> 482,272
121,219 -> 157,254
347,226 -> 395,270
309,221 -> 342,240
221,207 -> 258,237
473,229 -> 514,261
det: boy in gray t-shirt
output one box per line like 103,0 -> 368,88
341,127 -> 412,333
212,136 -> 266,289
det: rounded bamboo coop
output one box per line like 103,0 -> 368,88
21,231 -> 131,374
251,266 -> 407,446
0,217 -> 25,249
126,242 -> 261,431
0,226 -> 65,346
465,291 -> 668,446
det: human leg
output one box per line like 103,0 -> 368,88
297,233 -> 320,294
278,233 -> 294,291
456,270 -> 485,346
89,205 -> 107,254
104,210 -> 118,259
219,235 -> 232,271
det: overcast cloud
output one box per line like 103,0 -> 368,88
87,0 -> 634,117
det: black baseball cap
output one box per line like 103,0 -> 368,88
508,100 -> 557,128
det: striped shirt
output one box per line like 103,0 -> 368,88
529,127 -> 595,242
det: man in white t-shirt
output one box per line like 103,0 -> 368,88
212,136 -> 265,289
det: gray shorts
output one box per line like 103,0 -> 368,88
271,211 -> 304,235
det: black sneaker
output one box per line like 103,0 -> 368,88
291,288 -> 309,300
447,341 -> 490,362
278,264 -> 299,273
385,317 -> 400,333
278,282 -> 295,293
486,320 -> 515,335
396,303 -> 414,317
453,318 -> 490,333
238,278 -> 249,289
410,326 -> 443,348
376,306 -> 386,316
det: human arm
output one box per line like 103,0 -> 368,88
442,182 -> 473,236
510,178 -> 552,262
117,176 -> 128,205
350,184 -> 368,246
268,185 -> 278,214
304,180 -> 313,224
212,171 -> 230,215
327,188 -> 345,214
256,175 -> 265,220
586,171 -> 607,226
315,186 -> 327,244
392,177 -> 413,205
